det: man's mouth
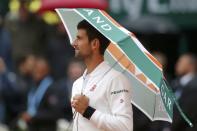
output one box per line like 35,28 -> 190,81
75,49 -> 79,54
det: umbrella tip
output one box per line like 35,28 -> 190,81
189,122 -> 193,127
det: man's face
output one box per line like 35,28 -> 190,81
32,59 -> 49,82
175,55 -> 191,76
73,29 -> 93,59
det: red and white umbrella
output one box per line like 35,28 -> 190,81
38,0 -> 108,12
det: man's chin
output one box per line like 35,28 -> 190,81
74,51 -> 79,57
75,54 -> 83,60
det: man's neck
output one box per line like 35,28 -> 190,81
85,56 -> 104,74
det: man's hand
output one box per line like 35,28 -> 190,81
71,94 -> 89,115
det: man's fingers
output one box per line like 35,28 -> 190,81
72,100 -> 78,105
71,99 -> 80,108
72,103 -> 76,108
71,95 -> 90,115
71,101 -> 77,108
73,94 -> 82,100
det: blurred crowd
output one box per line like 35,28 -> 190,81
133,52 -> 197,131
0,0 -> 197,131
0,0 -> 85,131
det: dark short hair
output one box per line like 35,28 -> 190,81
77,20 -> 110,55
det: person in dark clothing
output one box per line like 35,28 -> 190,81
54,58 -> 85,122
0,57 -> 23,126
46,22 -> 75,79
16,54 -> 36,93
5,1 -> 48,67
172,53 -> 197,131
0,16 -> 13,71
19,56 -> 67,131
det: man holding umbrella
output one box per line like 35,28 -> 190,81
71,20 -> 133,131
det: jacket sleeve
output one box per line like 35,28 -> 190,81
89,74 -> 133,131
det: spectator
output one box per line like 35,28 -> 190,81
0,57 -> 6,123
0,15 -> 13,71
19,56 -> 67,131
55,58 -> 85,122
65,58 -> 85,98
172,53 -> 197,98
0,57 -> 22,127
46,22 -> 75,79
5,0 -> 47,67
16,54 -> 36,112
16,54 -> 36,87
171,53 -> 197,131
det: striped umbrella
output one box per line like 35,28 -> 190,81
55,8 -> 192,126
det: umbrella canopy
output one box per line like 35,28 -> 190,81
39,0 -> 108,12
55,8 -> 192,126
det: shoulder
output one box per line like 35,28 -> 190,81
101,62 -> 129,83
72,76 -> 83,88
107,68 -> 127,81
103,68 -> 131,93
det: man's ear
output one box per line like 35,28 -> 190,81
91,38 -> 100,50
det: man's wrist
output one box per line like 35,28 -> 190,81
82,106 -> 96,120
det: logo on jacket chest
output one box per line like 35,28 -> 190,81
89,84 -> 97,92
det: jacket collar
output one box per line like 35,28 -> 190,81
82,61 -> 110,79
